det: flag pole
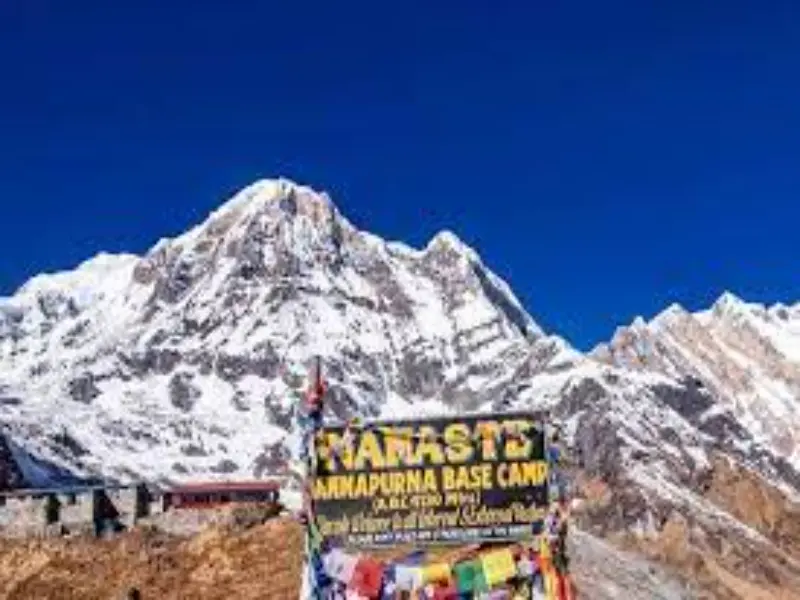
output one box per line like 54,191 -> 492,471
300,356 -> 325,600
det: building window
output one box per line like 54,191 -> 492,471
45,495 -> 61,525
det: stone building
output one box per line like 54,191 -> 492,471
0,483 -> 164,538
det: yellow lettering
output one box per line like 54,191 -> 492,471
423,468 -> 438,493
503,419 -> 533,460
479,464 -> 492,489
522,460 -> 548,486
406,470 -> 421,494
390,472 -> 404,495
338,474 -> 353,498
353,473 -> 368,497
444,423 -> 473,463
384,427 -> 413,467
368,473 -> 382,496
412,426 -> 445,466
495,461 -> 548,488
353,431 -> 385,470
313,477 -> 329,499
453,466 -> 473,490
496,463 -> 508,487
316,431 -> 354,472
478,420 -> 501,460
441,464 -> 493,491
442,465 -> 455,491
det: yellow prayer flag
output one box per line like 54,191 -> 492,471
543,569 -> 558,600
539,536 -> 552,560
421,562 -> 451,584
481,549 -> 517,587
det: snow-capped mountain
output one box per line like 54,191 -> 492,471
1,177 -> 799,595
0,178 -> 570,486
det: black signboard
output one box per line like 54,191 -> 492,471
310,411 -> 550,547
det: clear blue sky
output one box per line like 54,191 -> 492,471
1,1 -> 799,349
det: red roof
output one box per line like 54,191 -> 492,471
168,480 -> 280,493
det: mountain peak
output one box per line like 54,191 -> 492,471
650,302 -> 689,328
712,290 -> 747,315
210,178 -> 332,220
426,230 -> 475,257
188,177 -> 340,245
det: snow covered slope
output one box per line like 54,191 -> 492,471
592,296 -> 800,470
0,178 -> 564,486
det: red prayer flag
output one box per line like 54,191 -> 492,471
351,557 -> 384,598
432,583 -> 459,599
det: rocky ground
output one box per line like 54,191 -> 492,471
0,509 -> 302,600
570,458 -> 800,600
0,515 -> 694,600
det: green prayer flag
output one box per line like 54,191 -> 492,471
453,560 -> 488,594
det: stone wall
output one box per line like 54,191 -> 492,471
0,484 -> 164,538
55,491 -> 95,533
0,494 -> 49,536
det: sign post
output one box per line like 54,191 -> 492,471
312,412 -> 550,547
297,357 -> 327,600
297,360 -> 573,599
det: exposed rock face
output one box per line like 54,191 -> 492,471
592,297 -> 800,468
0,435 -> 25,491
0,177 -> 798,597
68,374 -> 101,404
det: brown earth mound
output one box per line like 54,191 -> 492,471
0,517 -> 303,600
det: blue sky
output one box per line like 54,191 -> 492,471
1,1 -> 798,349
